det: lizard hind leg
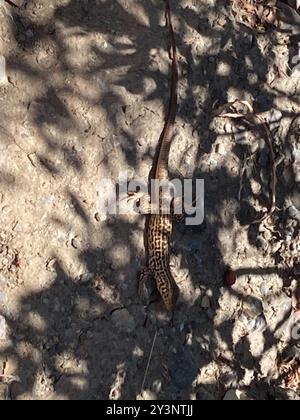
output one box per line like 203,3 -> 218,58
156,270 -> 180,311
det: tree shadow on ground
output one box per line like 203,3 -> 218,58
0,0 -> 299,400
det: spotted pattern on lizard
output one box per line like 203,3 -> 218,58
139,0 -> 179,311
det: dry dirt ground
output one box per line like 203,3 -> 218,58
0,0 -> 299,400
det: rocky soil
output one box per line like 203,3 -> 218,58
0,0 -> 299,400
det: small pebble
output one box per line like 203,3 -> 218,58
201,296 -> 211,309
250,179 -> 261,195
284,226 -> 294,242
215,143 -> 227,155
288,205 -> 299,219
260,283 -> 269,297
78,272 -> 95,284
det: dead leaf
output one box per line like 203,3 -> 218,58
231,0 -> 279,31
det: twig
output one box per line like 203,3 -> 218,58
252,117 -> 284,224
0,0 -> 14,21
141,329 -> 158,392
215,99 -> 254,117
4,0 -> 20,7
238,154 -> 255,203
216,100 -> 284,225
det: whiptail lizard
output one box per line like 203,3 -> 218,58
138,0 -> 179,311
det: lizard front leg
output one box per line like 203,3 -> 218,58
127,192 -> 152,215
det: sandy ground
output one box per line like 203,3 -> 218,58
0,0 -> 299,400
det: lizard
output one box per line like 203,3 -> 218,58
138,0 -> 179,311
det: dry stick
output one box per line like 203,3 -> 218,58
252,116 -> 284,224
4,0 -> 19,7
217,101 -> 284,224
238,154 -> 255,203
141,329 -> 158,393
